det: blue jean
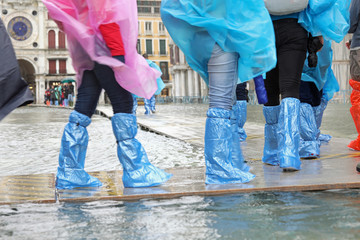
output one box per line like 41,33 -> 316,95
208,43 -> 239,110
74,56 -> 133,117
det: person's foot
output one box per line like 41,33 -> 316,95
357,163 -> 360,172
348,139 -> 360,151
282,167 -> 299,172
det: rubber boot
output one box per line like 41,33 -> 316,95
262,105 -> 281,166
313,98 -> 332,143
235,100 -> 247,141
111,113 -> 172,187
204,108 -> 255,184
231,106 -> 250,172
348,79 -> 360,150
299,103 -> 320,158
56,111 -> 102,189
278,98 -> 301,171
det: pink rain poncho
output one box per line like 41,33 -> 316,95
42,0 -> 160,99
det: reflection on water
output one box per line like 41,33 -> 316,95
0,107 -> 204,176
0,190 -> 359,239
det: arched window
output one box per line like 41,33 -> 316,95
48,30 -> 55,49
58,31 -> 66,49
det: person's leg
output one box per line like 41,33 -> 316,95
150,95 -> 156,113
348,49 -> 360,150
277,20 -> 308,171
94,57 -> 171,187
348,78 -> 360,150
262,61 -> 281,165
235,83 -> 247,141
205,43 -> 254,184
299,81 -> 321,158
56,70 -> 103,189
144,98 -> 151,114
132,94 -> 138,115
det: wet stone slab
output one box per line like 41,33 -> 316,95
56,154 -> 360,203
1,153 -> 359,205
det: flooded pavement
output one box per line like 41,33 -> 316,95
0,190 -> 359,239
0,104 -> 359,239
0,106 -> 204,177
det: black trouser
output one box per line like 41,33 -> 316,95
299,81 -> 322,107
236,82 -> 248,101
265,19 -> 308,106
75,56 -> 133,117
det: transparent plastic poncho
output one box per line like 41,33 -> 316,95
42,0 -> 160,99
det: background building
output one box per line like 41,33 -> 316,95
1,0 -> 76,105
137,0 -> 172,97
1,0 -> 173,105
169,38 -> 353,104
1,0 -> 353,105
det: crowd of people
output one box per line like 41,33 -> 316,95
1,0 -> 358,190
44,82 -> 75,107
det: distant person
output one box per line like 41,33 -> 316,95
67,82 -> 74,107
43,0 -> 171,189
142,53 -> 165,114
62,83 -> 69,107
49,85 -> 56,105
0,18 -> 33,121
347,0 -> 360,151
44,87 -> 51,105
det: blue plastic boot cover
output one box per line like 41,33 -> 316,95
278,98 -> 301,170
132,95 -> 138,115
144,98 -> 151,114
319,134 -> 332,142
313,98 -> 332,143
231,106 -> 250,172
204,108 -> 255,184
56,111 -> 102,189
299,103 -> 320,158
111,113 -> 172,188
262,105 -> 281,166
235,100 -> 247,141
254,75 -> 268,104
150,95 -> 156,112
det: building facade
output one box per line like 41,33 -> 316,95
168,38 -> 209,103
137,0 -> 172,97
1,0 -> 173,105
1,0 -> 76,105
169,39 -> 353,104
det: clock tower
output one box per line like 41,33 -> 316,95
1,0 -> 75,104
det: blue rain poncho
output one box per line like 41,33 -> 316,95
146,59 -> 165,95
298,0 -> 350,43
160,0 -> 276,84
301,40 -> 338,93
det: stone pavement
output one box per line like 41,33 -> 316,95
0,104 -> 359,205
